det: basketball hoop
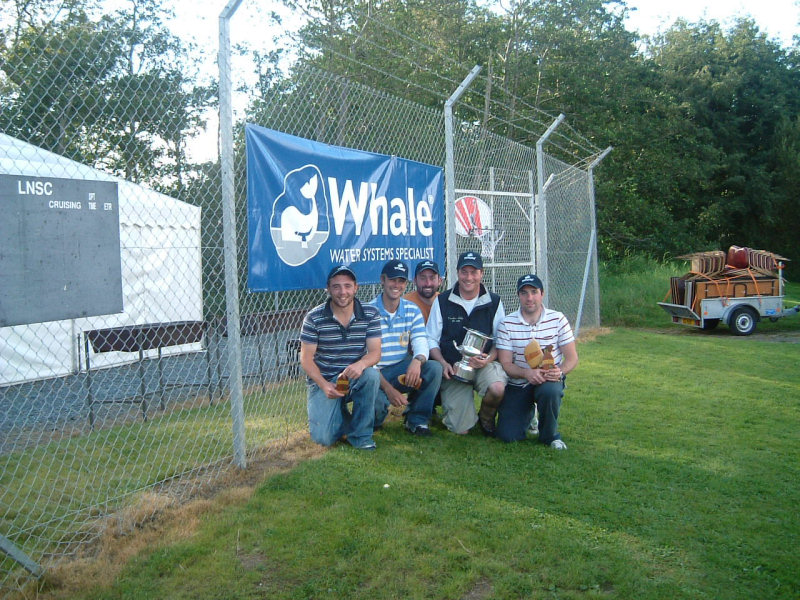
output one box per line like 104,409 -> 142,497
455,195 -> 493,237
476,228 -> 505,260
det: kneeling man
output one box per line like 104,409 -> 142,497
495,274 -> 578,448
370,260 -> 442,436
300,265 -> 382,450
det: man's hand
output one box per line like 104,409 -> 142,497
387,386 -> 409,407
468,353 -> 490,369
403,357 -> 423,389
440,360 -> 455,379
342,360 -> 366,381
543,365 -> 563,382
323,380 -> 345,399
525,368 -> 548,385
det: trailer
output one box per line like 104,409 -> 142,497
658,248 -> 799,335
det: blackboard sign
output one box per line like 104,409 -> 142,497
0,174 -> 123,327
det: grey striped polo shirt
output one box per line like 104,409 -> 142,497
300,298 -> 382,381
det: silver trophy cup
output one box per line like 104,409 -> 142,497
453,328 -> 492,383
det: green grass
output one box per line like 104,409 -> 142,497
1,381 -> 307,576
13,256 -> 800,599
48,331 -> 800,598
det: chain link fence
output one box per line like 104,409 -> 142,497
1,5 -> 601,596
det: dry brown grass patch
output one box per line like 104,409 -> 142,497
576,326 -> 613,343
18,433 -> 325,600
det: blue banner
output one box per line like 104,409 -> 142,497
246,123 -> 444,291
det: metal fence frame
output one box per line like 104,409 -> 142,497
0,3 -> 607,594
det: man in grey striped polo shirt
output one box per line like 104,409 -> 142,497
495,274 -> 579,448
299,265 -> 382,450
370,260 -> 442,436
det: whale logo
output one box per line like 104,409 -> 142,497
270,164 -> 330,266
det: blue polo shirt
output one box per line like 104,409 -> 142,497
368,294 -> 429,368
300,298 -> 382,380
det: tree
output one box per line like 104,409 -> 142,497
0,0 -> 213,190
651,18 -> 800,263
0,10 -> 121,158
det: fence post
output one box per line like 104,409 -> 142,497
528,170 -> 536,273
219,0 -> 247,469
535,114 -> 565,305
444,65 -> 481,284
582,146 -> 613,332
538,173 -> 555,306
0,535 -> 42,578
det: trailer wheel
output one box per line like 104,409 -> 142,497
702,319 -> 720,330
729,307 -> 758,336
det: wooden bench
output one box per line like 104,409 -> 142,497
211,308 -> 307,385
82,320 -> 210,428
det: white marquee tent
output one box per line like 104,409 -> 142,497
1,133 -> 203,386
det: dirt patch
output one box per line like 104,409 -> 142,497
746,331 -> 800,343
461,577 -> 494,600
17,433 -> 326,600
646,327 -> 800,343
577,327 -> 613,343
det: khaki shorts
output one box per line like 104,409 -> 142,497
440,361 -> 507,433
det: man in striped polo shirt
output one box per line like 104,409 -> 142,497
370,260 -> 442,436
495,274 -> 579,448
299,265 -> 382,450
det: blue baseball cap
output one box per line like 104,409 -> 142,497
517,273 -> 544,291
457,251 -> 483,270
327,264 -> 357,283
414,260 -> 440,277
381,260 -> 410,280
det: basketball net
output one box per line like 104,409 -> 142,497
473,227 -> 504,261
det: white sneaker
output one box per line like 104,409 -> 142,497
550,439 -> 567,450
527,411 -> 539,436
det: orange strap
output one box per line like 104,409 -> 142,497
686,271 -> 726,312
744,268 -> 764,305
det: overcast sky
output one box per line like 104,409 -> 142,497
176,1 -> 799,162
623,0 -> 799,46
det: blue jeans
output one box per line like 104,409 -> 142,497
496,379 -> 565,444
374,357 -> 443,428
307,367 -> 379,448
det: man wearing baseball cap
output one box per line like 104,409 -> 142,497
299,264 -> 382,450
425,251 -> 507,435
404,260 -> 443,323
494,274 -> 579,448
369,260 -> 443,436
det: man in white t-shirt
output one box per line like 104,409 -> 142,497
495,274 -> 579,448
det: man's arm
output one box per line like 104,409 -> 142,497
497,347 -> 547,385
300,341 -> 343,398
342,335 -> 381,380
429,346 -> 454,379
408,305 -> 430,359
425,298 -> 442,351
378,370 -> 409,407
557,340 -> 578,376
425,298 -> 454,377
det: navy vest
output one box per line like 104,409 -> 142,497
438,284 -> 501,365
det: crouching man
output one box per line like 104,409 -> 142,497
299,265 -> 382,450
495,274 -> 578,448
370,260 -> 442,436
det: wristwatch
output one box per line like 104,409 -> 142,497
413,354 -> 427,364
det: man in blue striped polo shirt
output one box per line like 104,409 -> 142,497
495,274 -> 579,448
370,260 -> 442,436
299,264 -> 382,450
